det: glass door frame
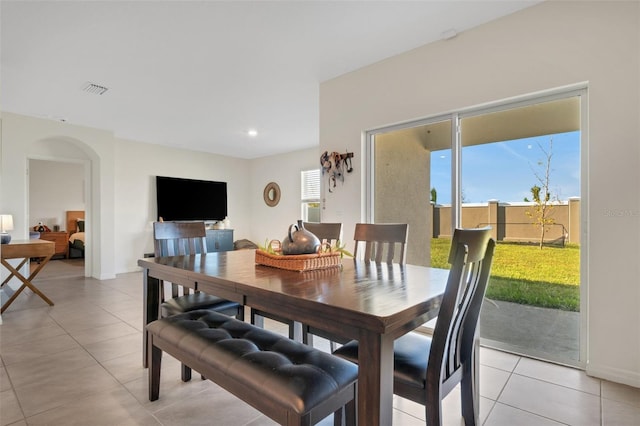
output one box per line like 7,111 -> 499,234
364,113 -> 454,223
365,84 -> 589,367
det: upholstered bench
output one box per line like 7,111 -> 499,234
146,310 -> 357,426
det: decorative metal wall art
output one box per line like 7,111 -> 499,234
320,151 -> 353,192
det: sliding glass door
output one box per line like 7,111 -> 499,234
367,88 -> 586,366
459,96 -> 582,365
369,117 -> 452,267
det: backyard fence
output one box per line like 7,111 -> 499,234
432,198 -> 580,245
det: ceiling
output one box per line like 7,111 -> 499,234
1,1 -> 541,159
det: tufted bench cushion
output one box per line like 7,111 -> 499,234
146,310 -> 357,426
160,292 -> 241,318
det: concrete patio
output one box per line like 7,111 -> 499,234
480,299 -> 580,365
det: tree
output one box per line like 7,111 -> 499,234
525,138 -> 557,249
430,187 -> 437,204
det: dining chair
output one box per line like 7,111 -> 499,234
302,221 -> 343,245
333,227 -> 495,426
250,222 -> 344,341
353,222 -> 408,264
153,221 -> 244,381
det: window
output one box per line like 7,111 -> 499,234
301,169 -> 321,221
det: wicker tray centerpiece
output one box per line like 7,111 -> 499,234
255,240 -> 344,272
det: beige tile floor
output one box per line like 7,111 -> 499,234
1,259 -> 639,425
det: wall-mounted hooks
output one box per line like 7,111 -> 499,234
321,151 -> 355,192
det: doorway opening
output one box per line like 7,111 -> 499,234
28,152 -> 91,280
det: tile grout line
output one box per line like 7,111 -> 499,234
1,356 -> 29,425
483,355 -> 574,425
34,302 -> 160,425
489,355 -> 572,425
479,353 -> 522,424
510,370 -> 602,398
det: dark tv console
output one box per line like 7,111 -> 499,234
205,229 -> 233,252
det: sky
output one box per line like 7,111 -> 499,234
430,131 -> 581,205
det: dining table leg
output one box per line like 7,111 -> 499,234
142,269 -> 160,368
357,331 -> 395,426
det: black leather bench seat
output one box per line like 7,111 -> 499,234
146,310 -> 357,426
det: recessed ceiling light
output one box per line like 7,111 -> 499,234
247,129 -> 258,137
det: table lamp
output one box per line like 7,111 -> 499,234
1,214 -> 14,244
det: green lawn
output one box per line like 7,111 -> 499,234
431,238 -> 580,312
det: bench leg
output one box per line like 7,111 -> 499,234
236,305 -> 245,321
333,397 -> 356,426
333,406 -> 344,426
181,363 -> 192,382
148,336 -> 162,401
345,397 -> 356,426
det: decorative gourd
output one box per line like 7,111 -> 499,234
282,220 -> 320,255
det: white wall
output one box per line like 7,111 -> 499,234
1,112 -> 115,280
319,1 -> 640,387
114,138 -> 254,272
249,147 -> 320,246
114,141 -> 318,272
29,159 -> 85,230
0,112 -> 317,276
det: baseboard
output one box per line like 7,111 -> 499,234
97,272 -> 116,280
586,363 -> 640,388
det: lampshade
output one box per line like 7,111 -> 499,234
0,214 -> 13,244
0,214 -> 13,232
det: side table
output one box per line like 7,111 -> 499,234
1,239 -> 55,313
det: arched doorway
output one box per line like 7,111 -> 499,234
27,137 -> 96,278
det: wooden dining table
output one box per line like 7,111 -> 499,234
138,249 -> 449,426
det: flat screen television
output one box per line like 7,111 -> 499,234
156,176 -> 227,221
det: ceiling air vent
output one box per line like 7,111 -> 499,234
81,82 -> 109,95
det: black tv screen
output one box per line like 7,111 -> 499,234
156,176 -> 227,221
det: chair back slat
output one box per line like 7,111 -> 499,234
353,223 -> 408,264
302,222 -> 342,245
429,228 -> 495,390
153,221 -> 208,299
153,222 -> 207,256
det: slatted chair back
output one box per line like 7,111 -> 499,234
154,221 -> 207,256
333,227 -> 494,425
153,221 -> 207,299
302,222 -> 342,245
353,223 -> 408,264
425,227 -> 495,424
